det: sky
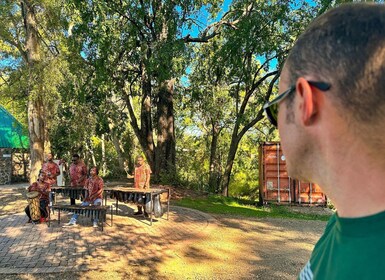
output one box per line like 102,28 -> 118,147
181,0 -> 232,38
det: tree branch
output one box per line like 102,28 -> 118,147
182,3 -> 254,43
239,70 -> 278,116
238,72 -> 280,138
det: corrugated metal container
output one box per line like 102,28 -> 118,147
259,142 -> 327,205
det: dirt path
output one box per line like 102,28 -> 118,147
0,188 -> 327,279
156,213 -> 325,280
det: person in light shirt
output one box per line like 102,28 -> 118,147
130,156 -> 151,216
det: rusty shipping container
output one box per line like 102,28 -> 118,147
259,142 -> 327,205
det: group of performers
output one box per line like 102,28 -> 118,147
25,153 -> 152,226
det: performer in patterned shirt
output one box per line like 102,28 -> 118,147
133,156 -> 151,216
63,167 -> 104,228
41,152 -> 60,188
25,170 -> 51,223
69,154 -> 88,205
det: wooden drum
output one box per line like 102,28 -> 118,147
27,191 -> 41,221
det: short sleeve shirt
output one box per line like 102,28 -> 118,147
134,164 -> 151,189
299,211 -> 385,280
42,161 -> 60,187
84,176 -> 104,201
70,161 -> 88,187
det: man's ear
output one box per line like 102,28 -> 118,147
296,78 -> 320,126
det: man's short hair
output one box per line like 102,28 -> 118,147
72,154 -> 80,159
286,3 -> 385,124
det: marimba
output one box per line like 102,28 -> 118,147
51,186 -> 87,202
104,187 -> 170,225
48,204 -> 113,231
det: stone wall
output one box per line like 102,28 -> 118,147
0,148 -> 12,184
12,151 -> 29,182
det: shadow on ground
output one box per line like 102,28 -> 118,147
0,188 -> 327,279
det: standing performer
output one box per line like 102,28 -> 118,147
69,154 -> 88,205
132,156 -> 151,216
63,167 -> 104,228
41,152 -> 60,188
25,170 -> 50,223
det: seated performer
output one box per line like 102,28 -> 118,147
63,166 -> 104,228
25,170 -> 51,223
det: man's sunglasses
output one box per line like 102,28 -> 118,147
263,81 -> 331,127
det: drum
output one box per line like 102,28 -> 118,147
27,191 -> 41,222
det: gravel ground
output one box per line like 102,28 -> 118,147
0,188 -> 328,279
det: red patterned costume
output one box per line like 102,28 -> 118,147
84,176 -> 104,202
28,181 -> 51,202
134,163 -> 151,189
42,161 -> 60,187
70,161 -> 88,187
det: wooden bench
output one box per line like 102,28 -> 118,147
48,205 -> 113,231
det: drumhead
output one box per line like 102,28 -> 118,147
26,191 -> 40,199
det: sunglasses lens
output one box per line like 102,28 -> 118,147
265,104 -> 278,127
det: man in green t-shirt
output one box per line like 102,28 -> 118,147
263,3 -> 385,279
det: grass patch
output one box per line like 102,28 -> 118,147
173,195 -> 331,221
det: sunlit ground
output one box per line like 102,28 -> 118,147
0,189 -> 326,280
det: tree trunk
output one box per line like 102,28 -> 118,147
110,128 -> 126,171
221,135 -> 240,197
140,72 -> 155,169
27,98 -> 45,183
85,140 -> 97,167
220,71 -> 278,196
154,79 -> 176,181
101,134 -> 107,176
208,124 -> 221,193
23,0 -> 45,183
44,122 -> 51,155
122,71 -> 155,171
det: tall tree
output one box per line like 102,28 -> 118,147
189,0 -> 321,196
23,0 -> 45,182
188,38 -> 233,192
0,0 -> 65,182
67,0 -> 236,180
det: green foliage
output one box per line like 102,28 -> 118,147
174,195 -> 331,221
1,0 -> 356,194
179,0 -> 325,196
175,133 -> 211,190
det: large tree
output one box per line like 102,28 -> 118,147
189,0 -> 322,196
67,0 -> 246,180
0,0 -> 66,182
